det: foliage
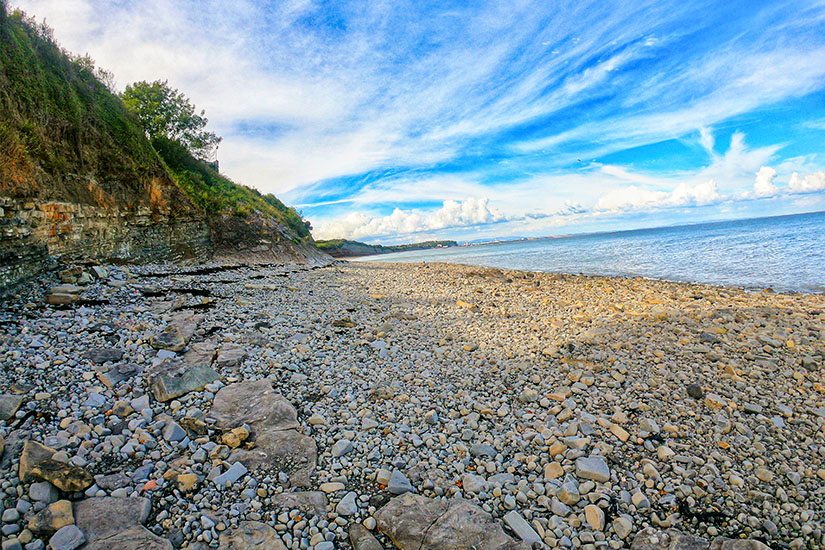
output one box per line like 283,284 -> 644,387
121,80 -> 221,162
152,137 -> 312,239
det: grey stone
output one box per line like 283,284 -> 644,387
84,348 -> 124,364
29,482 -> 58,503
216,344 -> 247,368
332,439 -> 353,457
210,380 -> 299,431
349,523 -> 383,550
48,525 -> 85,550
388,469 -> 413,495
575,456 -> 611,482
214,462 -> 248,488
98,363 -> 143,388
461,473 -> 489,494
0,394 -> 23,421
162,421 -> 186,442
83,526 -> 173,550
148,360 -> 219,402
336,491 -> 358,516
72,497 -> 151,543
503,511 -> 542,547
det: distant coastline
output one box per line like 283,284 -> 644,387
315,238 -> 457,258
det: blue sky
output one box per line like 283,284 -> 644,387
14,0 -> 825,243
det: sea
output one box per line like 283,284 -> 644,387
352,211 -> 825,293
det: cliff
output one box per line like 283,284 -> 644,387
0,5 -> 326,289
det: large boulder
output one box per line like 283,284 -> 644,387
19,441 -> 93,492
147,358 -> 219,402
210,379 -> 299,431
228,428 -> 316,488
375,494 -> 529,550
72,497 -> 152,543
83,526 -> 173,550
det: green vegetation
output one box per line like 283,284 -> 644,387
316,239 -> 457,258
0,2 -> 168,202
152,136 -> 311,237
0,1 -> 312,241
122,80 -> 221,162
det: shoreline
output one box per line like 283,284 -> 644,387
0,260 -> 823,549
354,258 -> 825,297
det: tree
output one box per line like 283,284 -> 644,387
121,80 -> 221,161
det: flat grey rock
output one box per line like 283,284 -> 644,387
575,456 -> 611,482
49,525 -> 85,550
72,497 -> 151,543
210,379 -> 299,431
269,491 -> 328,517
82,525 -> 173,550
147,359 -> 219,402
349,523 -> 383,550
0,394 -> 23,421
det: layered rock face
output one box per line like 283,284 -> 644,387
0,197 -> 211,289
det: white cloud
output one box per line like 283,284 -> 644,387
312,197 -> 503,241
593,180 -> 720,212
788,171 -> 825,193
753,166 -> 778,197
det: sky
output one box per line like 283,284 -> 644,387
12,0 -> 825,244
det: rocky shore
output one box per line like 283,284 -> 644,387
0,261 -> 823,550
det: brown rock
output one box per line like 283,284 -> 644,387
19,441 -> 92,491
28,500 -> 74,535
375,493 -> 448,550
149,324 -> 187,352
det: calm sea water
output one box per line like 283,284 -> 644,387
353,211 -> 825,293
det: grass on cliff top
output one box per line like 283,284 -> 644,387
153,137 -> 311,239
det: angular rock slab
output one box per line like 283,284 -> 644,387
710,539 -> 770,550
218,521 -> 286,549
72,497 -> 151,543
210,379 -> 299,431
376,493 -> 448,550
149,324 -> 187,352
83,526 -> 173,550
424,499 -> 529,550
229,429 -> 316,488
184,342 -> 217,368
350,523 -> 384,550
148,359 -> 219,402
19,441 -> 93,491
270,491 -> 328,517
631,528 -> 708,550
0,393 -> 24,420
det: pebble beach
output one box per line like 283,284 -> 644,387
0,260 -> 823,550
